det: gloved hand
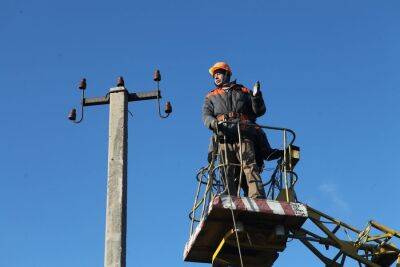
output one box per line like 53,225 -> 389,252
211,120 -> 219,132
217,121 -> 229,133
211,120 -> 225,141
252,81 -> 261,97
211,120 -> 228,133
217,121 -> 238,140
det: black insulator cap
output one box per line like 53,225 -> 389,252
117,76 -> 125,87
153,69 -> 161,82
68,108 -> 77,121
79,78 -> 87,90
165,101 -> 172,114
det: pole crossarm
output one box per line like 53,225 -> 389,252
83,88 -> 161,107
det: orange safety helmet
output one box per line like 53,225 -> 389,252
208,62 -> 232,77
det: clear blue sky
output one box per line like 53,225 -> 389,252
1,0 -> 399,266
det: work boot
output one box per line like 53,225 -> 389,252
266,149 -> 284,161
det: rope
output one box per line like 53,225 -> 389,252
237,122 -> 244,196
220,132 -> 244,267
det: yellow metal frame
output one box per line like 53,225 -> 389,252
212,229 -> 234,266
211,226 -> 287,267
291,205 -> 400,267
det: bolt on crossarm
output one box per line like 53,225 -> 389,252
68,71 -> 172,267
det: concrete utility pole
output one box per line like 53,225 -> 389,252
68,74 -> 171,267
105,86 -> 128,267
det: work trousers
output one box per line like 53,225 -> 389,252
219,138 -> 265,198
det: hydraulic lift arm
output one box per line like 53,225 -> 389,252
290,206 -> 400,267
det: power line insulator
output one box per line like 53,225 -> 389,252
79,78 -> 87,90
117,76 -> 125,87
153,69 -> 161,82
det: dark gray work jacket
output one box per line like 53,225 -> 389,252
202,82 -> 266,131
202,81 -> 268,163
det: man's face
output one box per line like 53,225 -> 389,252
213,70 -> 229,86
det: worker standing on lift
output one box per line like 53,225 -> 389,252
202,62 -> 271,199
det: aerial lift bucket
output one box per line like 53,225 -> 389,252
183,195 -> 308,266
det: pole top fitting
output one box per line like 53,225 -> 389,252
117,76 -> 125,87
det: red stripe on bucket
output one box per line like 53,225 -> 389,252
280,202 -> 295,216
233,197 -> 246,210
256,199 -> 273,213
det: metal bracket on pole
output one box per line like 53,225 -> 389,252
68,71 -> 172,122
153,69 -> 172,118
68,78 -> 87,123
